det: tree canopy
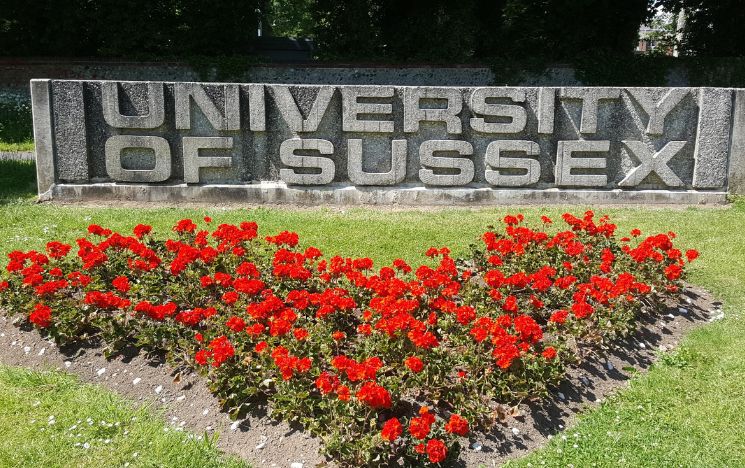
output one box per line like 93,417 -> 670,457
0,0 -> 741,60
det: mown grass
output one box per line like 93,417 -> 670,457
1,160 -> 744,466
0,365 -> 246,468
0,101 -> 34,153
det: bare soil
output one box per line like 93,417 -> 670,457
0,285 -> 719,467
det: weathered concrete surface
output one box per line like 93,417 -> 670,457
0,151 -> 34,161
32,79 -> 744,205
30,80 -> 54,196
51,183 -> 727,205
728,89 -> 745,195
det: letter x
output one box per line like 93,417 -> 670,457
619,140 -> 685,187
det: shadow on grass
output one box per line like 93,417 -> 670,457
0,160 -> 37,203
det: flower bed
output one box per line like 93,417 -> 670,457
0,212 -> 698,466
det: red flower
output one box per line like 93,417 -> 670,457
409,407 -> 435,439
502,295 -> 519,313
315,371 -> 340,395
542,346 -> 557,360
355,381 -> 392,409
174,219 -> 197,233
207,336 -> 235,367
426,438 -> 447,464
332,331 -> 346,341
222,291 -> 239,305
404,356 -> 424,373
226,316 -> 246,332
393,259 -> 412,273
112,275 -> 130,293
265,231 -> 299,247
664,264 -> 683,280
336,385 -> 350,401
444,414 -> 469,436
46,241 -> 71,259
686,249 -> 699,262
293,328 -> 309,341
195,349 -> 210,365
254,341 -> 268,353
29,303 -> 52,328
381,417 -> 402,442
549,310 -> 569,325
571,300 -> 594,319
133,224 -> 152,239
87,224 -> 112,237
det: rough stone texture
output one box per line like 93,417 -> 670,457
31,79 -> 744,204
692,88 -> 732,189
728,89 -> 745,195
51,81 -> 89,182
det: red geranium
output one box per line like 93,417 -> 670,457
381,417 -> 402,442
426,438 -> 447,463
444,414 -> 469,436
112,275 -> 130,293
404,356 -> 424,373
355,381 -> 392,409
29,303 -> 52,328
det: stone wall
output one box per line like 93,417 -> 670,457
31,79 -> 744,205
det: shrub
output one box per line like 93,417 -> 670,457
0,211 -> 697,466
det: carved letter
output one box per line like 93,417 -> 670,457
347,139 -> 406,185
560,88 -> 621,134
175,84 -> 240,131
279,138 -> 335,185
538,87 -> 556,134
555,140 -> 610,187
469,88 -> 527,134
341,86 -> 394,133
418,140 -> 474,186
182,137 -> 234,183
627,88 -> 688,135
102,82 -> 165,129
484,140 -> 540,187
619,140 -> 685,187
270,86 -> 335,132
105,135 -> 171,182
404,88 -> 462,134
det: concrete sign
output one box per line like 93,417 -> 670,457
31,79 -> 745,204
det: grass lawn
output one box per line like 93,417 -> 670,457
0,101 -> 34,153
0,365 -> 246,468
0,158 -> 744,466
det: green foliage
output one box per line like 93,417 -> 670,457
311,0 -> 650,62
653,0 -> 745,57
0,0 -> 261,57
268,0 -> 316,38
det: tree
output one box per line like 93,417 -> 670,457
498,0 -> 650,60
653,0 -> 745,57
